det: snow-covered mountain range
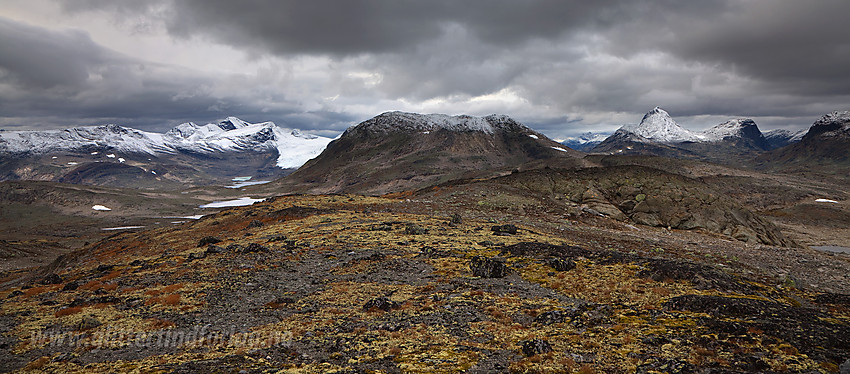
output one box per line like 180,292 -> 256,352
607,107 -> 806,149
560,132 -> 611,151
0,117 -> 332,169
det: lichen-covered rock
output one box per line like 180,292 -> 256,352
534,310 -> 566,325
242,243 -> 269,253
77,316 -> 101,331
470,256 -> 508,278
404,223 -> 428,235
520,339 -> 552,356
363,297 -> 399,312
491,224 -> 517,236
548,258 -> 576,272
39,273 -> 62,285
198,236 -> 222,247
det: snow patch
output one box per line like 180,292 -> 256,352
101,226 -> 144,231
118,157 -> 125,163
815,198 -> 839,203
528,134 -> 539,139
199,197 -> 265,208
551,146 -> 569,153
92,205 -> 112,211
106,154 -> 116,158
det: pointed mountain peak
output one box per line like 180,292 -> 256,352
622,107 -> 703,143
218,116 -> 251,131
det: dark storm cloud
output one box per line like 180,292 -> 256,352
141,1 -> 850,117
604,1 -> 850,97
7,1 -> 850,137
0,17 -> 108,88
161,0 -> 632,56
0,16 -> 351,132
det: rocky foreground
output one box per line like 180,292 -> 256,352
1,194 -> 849,373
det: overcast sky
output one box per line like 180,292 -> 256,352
1,0 -> 848,139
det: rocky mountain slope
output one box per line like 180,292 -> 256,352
1,190 -> 847,373
759,111 -> 850,171
275,112 -> 587,195
0,118 -> 332,188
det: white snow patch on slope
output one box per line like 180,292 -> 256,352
816,198 -> 839,203
528,134 -> 539,139
92,205 -> 112,211
102,226 -> 144,231
551,146 -> 569,152
199,197 -> 265,208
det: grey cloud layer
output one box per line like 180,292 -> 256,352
4,1 -> 850,137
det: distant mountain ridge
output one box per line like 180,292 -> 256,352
592,107 -> 808,163
561,132 -> 611,151
0,116 -> 332,169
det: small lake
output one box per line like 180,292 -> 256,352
226,180 -> 271,189
812,245 -> 850,254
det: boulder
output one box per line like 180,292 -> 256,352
520,339 -> 552,356
471,256 -> 508,278
363,297 -> 399,312
491,224 -> 518,236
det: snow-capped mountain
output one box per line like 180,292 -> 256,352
621,107 -> 705,143
279,111 -> 585,195
0,117 -> 332,169
759,110 -> 850,169
803,110 -> 850,140
344,111 -> 524,136
701,118 -> 770,150
561,132 -> 611,151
